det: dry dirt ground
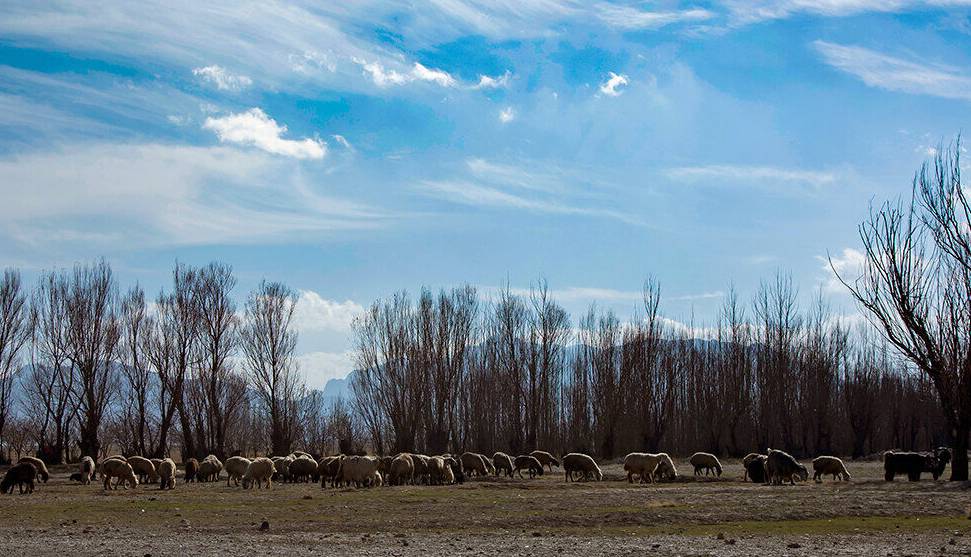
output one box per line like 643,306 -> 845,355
0,459 -> 968,556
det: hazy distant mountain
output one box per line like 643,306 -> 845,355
321,370 -> 356,404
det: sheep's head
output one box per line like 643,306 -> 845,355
796,465 -> 809,482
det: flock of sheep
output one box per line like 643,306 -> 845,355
0,446 -> 952,495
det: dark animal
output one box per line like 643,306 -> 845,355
765,449 -> 808,485
447,456 -> 464,484
513,455 -> 544,478
884,449 -> 948,481
69,472 -> 84,483
1,462 -> 37,494
184,458 -> 199,482
743,454 -> 767,483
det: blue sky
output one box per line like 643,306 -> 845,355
2,1 -> 970,387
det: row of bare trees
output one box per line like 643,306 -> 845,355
0,260 -> 348,464
351,278 -> 948,464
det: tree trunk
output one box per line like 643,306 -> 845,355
950,422 -> 969,481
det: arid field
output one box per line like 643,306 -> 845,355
0,459 -> 968,556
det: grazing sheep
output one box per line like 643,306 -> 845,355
79,456 -> 96,485
387,454 -> 414,486
477,453 -> 496,475
411,454 -> 431,484
427,456 -> 451,485
742,453 -> 767,483
932,447 -> 951,479
338,455 -> 381,488
530,450 -> 560,472
225,456 -> 252,487
653,453 -> 678,481
623,453 -> 656,483
242,457 -> 275,489
101,459 -> 138,490
883,450 -> 942,482
318,456 -> 343,488
198,455 -> 223,482
563,453 -> 603,482
291,450 -> 312,459
184,458 -> 199,482
689,452 -> 723,477
149,458 -> 163,470
1,462 -> 37,494
765,449 -> 808,486
289,455 -> 318,483
158,458 -> 177,490
446,455 -> 464,485
493,452 -> 514,478
460,452 -> 488,477
128,456 -> 159,484
513,455 -> 544,479
812,456 -> 851,482
18,456 -> 49,483
104,454 -> 127,462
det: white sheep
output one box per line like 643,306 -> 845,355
100,459 -> 138,490
158,458 -> 177,490
225,456 -> 252,487
78,456 -> 96,485
563,453 -> 603,481
689,452 -> 722,477
242,457 -> 275,489
812,455 -> 851,482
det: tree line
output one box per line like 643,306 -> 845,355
0,261 -> 353,464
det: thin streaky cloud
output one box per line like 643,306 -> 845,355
596,3 -> 715,29
667,164 -> 837,188
814,40 -> 971,101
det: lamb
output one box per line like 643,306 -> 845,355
69,472 -> 84,483
530,450 -> 560,472
689,452 -> 723,477
812,455 -> 850,482
128,455 -> 159,484
289,455 -> 318,483
224,456 -> 252,487
460,452 -> 488,477
18,456 -> 49,483
79,456 -> 96,485
563,452 -> 603,482
513,455 -> 544,478
493,452 -> 514,477
184,458 -> 199,482
765,449 -> 808,485
158,458 -> 177,490
883,450 -> 943,481
101,458 -> 138,490
242,457 -> 275,489
623,453 -> 657,483
1,462 -> 37,494
742,453 -> 767,483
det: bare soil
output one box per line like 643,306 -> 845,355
0,460 -> 968,556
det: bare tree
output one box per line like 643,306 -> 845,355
240,281 -> 303,456
119,285 -> 155,456
836,143 -> 971,480
64,261 -> 120,459
27,271 -> 77,463
0,270 -> 31,459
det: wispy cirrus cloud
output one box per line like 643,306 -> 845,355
596,3 -> 714,29
203,108 -> 327,159
813,40 -> 971,101
667,164 -> 837,191
724,0 -> 971,24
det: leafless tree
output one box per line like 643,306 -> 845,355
240,281 -> 303,456
0,270 -> 31,459
64,260 -> 120,459
119,285 -> 155,456
836,143 -> 971,480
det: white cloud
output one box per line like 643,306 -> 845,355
0,143 -> 381,252
332,134 -> 354,150
596,4 -> 714,29
203,108 -> 327,159
293,290 -> 365,333
192,65 -> 252,91
475,70 -> 512,89
297,350 -> 357,389
814,40 -> 971,102
499,106 -> 516,123
819,247 -> 866,294
599,72 -> 629,96
412,62 -> 457,87
289,50 -> 337,74
726,1 -> 971,24
667,164 -> 837,190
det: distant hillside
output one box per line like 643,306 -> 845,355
321,370 -> 356,404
